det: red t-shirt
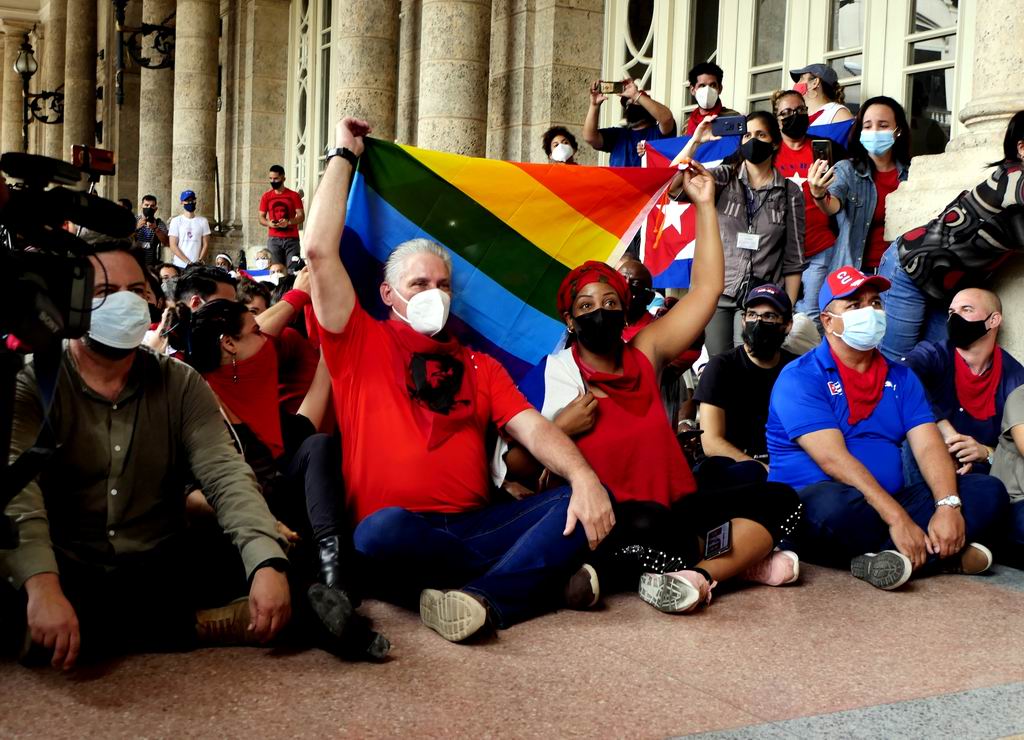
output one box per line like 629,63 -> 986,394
685,101 -> 724,135
259,187 -> 304,238
320,303 -> 531,523
774,139 -> 836,258
862,167 -> 901,269
275,327 -> 319,414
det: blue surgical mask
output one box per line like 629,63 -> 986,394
88,291 -> 152,349
827,306 -> 886,351
859,130 -> 896,156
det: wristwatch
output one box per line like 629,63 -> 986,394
935,495 -> 962,510
325,146 -> 359,168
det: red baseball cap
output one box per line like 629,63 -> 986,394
818,266 -> 891,312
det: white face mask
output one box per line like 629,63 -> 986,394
550,142 -> 575,163
392,286 -> 451,337
694,85 -> 719,110
827,306 -> 887,351
88,291 -> 152,349
254,258 -> 270,270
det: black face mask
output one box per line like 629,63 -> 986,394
740,138 -> 775,165
270,180 -> 283,189
780,113 -> 810,139
572,309 -> 626,355
623,103 -> 654,128
947,312 -> 992,349
742,320 -> 787,360
142,206 -> 157,219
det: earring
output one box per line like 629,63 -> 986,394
231,354 -> 238,383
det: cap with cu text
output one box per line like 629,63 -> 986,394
818,265 -> 891,312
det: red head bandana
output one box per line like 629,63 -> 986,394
557,261 -> 631,316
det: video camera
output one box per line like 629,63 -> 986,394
0,150 -> 137,549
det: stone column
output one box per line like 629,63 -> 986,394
417,0 -> 490,155
171,0 -> 219,234
114,1 -> 142,205
138,0 -> 175,210
885,0 -> 1024,354
42,0 -> 67,159
63,0 -> 97,158
396,0 -> 419,144
0,23 -> 31,153
333,0 -> 400,141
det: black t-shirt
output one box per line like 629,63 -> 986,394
693,345 -> 796,458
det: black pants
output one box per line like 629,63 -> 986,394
591,477 -> 802,592
0,525 -> 248,661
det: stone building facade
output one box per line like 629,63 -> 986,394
1,0 -> 1022,350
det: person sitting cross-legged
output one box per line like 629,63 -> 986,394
300,117 -> 615,643
500,162 -> 804,615
767,266 -> 1009,590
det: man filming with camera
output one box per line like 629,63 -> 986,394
1,242 -> 295,668
132,194 -> 169,268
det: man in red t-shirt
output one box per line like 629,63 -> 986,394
259,165 -> 305,270
303,117 -> 615,644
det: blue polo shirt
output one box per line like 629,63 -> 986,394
598,123 -> 675,167
767,341 -> 935,493
898,340 -> 1024,449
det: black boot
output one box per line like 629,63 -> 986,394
317,535 -> 343,591
307,584 -> 391,662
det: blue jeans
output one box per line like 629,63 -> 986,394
352,486 -> 589,628
794,474 -> 1008,567
877,242 -> 948,361
794,248 -> 832,334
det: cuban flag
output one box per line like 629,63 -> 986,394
641,119 -> 856,288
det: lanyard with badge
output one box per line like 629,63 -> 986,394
736,184 -> 768,251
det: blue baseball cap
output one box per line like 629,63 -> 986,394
744,283 -> 792,315
818,265 -> 891,312
180,189 -> 196,201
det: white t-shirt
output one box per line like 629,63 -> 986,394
168,214 -> 212,267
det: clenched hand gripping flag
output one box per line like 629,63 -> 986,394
341,139 -> 676,380
640,119 -> 856,288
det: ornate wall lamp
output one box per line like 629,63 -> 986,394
111,0 -> 175,106
14,33 -> 64,151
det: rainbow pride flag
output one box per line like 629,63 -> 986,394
341,139 -> 676,379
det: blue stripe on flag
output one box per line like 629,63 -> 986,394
651,258 -> 693,290
342,171 -> 566,378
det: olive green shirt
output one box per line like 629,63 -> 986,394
992,384 -> 1024,504
1,344 -> 287,589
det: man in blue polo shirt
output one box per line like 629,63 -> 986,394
767,266 -> 1008,590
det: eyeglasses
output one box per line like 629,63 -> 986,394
777,106 -> 808,121
744,310 -> 784,324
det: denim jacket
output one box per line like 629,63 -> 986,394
827,158 -> 909,270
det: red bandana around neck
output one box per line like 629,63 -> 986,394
572,343 -> 654,416
954,346 -> 1002,420
204,338 -> 285,459
382,319 -> 476,450
829,346 -> 889,425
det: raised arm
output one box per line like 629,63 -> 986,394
254,268 -> 311,337
297,353 -> 332,430
303,117 -> 369,334
668,117 -> 721,197
622,79 -> 675,135
582,82 -> 607,150
633,161 -> 724,374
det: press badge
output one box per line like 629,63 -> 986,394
736,232 -> 762,251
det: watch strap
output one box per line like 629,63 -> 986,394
325,146 -> 359,168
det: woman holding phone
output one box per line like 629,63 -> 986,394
498,163 -> 803,614
673,112 -> 805,356
772,89 -> 843,327
806,96 -> 911,275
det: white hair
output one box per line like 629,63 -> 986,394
383,238 -> 452,288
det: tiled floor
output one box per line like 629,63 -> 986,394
3,563 -> 1024,738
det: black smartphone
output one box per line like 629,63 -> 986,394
711,115 -> 747,137
598,80 -> 625,95
704,521 -> 732,560
811,139 -> 834,166
678,429 -> 704,441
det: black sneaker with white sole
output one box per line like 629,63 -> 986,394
850,550 -> 912,590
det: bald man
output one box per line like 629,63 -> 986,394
618,259 -> 659,340
899,288 -> 1024,476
